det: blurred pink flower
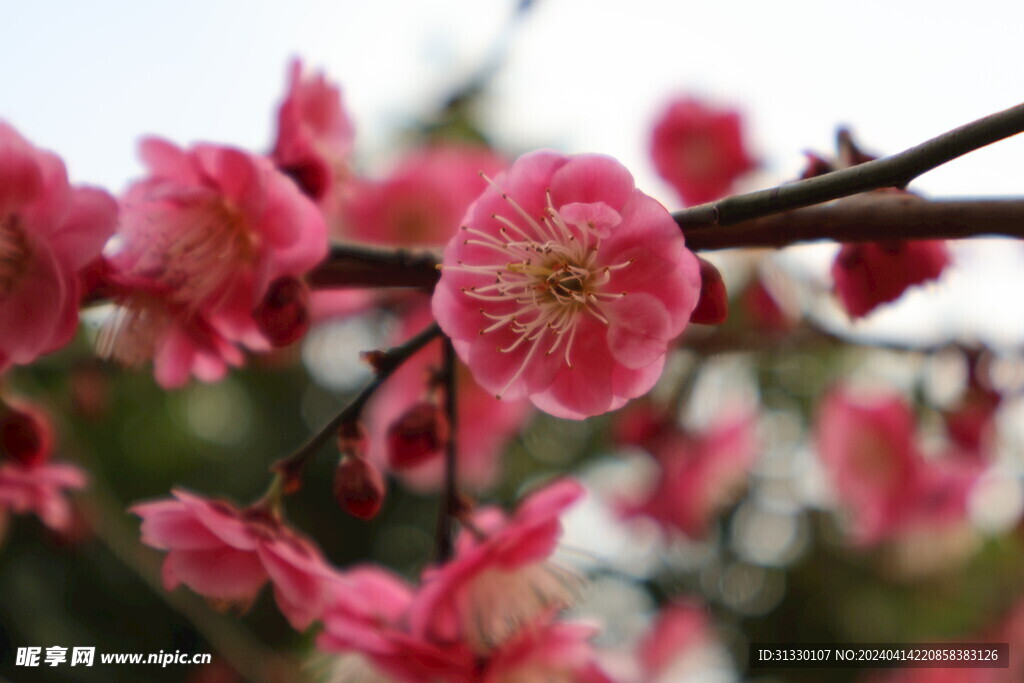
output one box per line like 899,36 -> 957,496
103,138 -> 328,386
0,462 -> 86,532
832,240 -> 950,318
650,98 -> 755,206
270,59 -> 355,205
621,412 -> 758,538
433,150 -> 700,419
132,489 -> 338,630
410,478 -> 585,654
319,481 -> 603,682
816,388 -> 981,545
482,620 -> 614,683
319,566 -> 477,682
365,303 -> 530,493
0,121 -> 117,371
343,144 -> 505,247
638,603 -> 714,680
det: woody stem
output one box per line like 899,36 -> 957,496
434,337 -> 460,564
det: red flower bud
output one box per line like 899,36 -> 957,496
689,257 -> 729,325
0,403 -> 53,468
386,402 -> 449,470
253,276 -> 311,347
334,454 -> 385,521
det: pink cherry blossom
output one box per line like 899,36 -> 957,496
620,412 -> 758,538
103,138 -> 328,386
343,144 -> 505,247
319,482 -> 599,681
365,303 -> 530,492
410,478 -> 585,654
650,98 -> 756,206
638,603 -> 714,680
270,59 -> 355,205
832,240 -> 950,318
0,462 -> 87,532
481,620 -> 614,683
0,121 -> 117,371
131,489 -> 338,630
432,150 -> 701,419
319,566 -> 477,682
815,388 -> 981,545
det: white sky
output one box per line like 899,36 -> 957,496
3,0 -> 1023,345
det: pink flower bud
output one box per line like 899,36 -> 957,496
334,454 -> 385,521
386,401 -> 449,470
253,276 -> 312,347
689,257 -> 729,325
0,403 -> 53,468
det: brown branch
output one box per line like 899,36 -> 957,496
675,101 -> 1024,229
307,243 -> 440,289
685,195 -> 1024,251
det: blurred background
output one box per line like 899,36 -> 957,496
1,1 -> 1024,681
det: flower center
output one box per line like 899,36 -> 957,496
446,181 -> 632,397
0,214 -> 31,297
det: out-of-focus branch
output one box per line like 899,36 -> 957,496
434,337 -> 459,564
685,195 -> 1024,251
675,101 -> 1024,228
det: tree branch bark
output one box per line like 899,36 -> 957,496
684,195 -> 1024,251
674,101 -> 1024,228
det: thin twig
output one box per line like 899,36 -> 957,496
675,101 -> 1024,229
434,337 -> 459,564
271,323 -> 442,484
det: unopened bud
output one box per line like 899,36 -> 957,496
334,455 -> 385,521
254,276 -> 311,347
386,402 -> 449,470
0,403 -> 54,468
689,257 -> 729,325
